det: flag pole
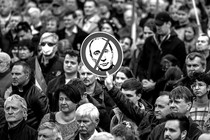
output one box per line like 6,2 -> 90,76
192,0 -> 202,34
131,0 -> 137,50
156,0 -> 159,13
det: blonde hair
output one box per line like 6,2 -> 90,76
39,32 -> 59,44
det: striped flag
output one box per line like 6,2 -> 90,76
35,56 -> 47,93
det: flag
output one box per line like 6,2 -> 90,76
191,0 -> 202,34
35,56 -> 47,93
131,0 -> 137,50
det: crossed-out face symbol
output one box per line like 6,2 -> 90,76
89,37 -> 114,71
81,32 -> 123,77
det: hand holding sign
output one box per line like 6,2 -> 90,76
105,71 -> 114,91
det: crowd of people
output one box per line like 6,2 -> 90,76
1,0 -> 210,140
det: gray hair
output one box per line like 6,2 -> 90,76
38,122 -> 63,140
76,103 -> 99,123
4,94 -> 27,120
91,132 -> 115,140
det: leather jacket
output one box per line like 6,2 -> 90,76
11,79 -> 50,129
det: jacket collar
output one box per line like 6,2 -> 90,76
3,120 -> 27,134
12,79 -> 34,94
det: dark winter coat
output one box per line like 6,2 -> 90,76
137,30 -> 186,81
11,80 -> 50,129
0,120 -> 37,140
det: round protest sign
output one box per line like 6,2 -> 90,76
80,32 -> 123,77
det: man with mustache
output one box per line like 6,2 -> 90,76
164,113 -> 190,140
79,64 -> 115,115
75,103 -> 100,140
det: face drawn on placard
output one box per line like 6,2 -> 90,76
81,32 -> 123,77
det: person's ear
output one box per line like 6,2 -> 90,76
187,101 -> 192,111
137,93 -> 141,99
30,51 -> 34,57
95,118 -> 99,127
167,21 -> 171,27
207,85 -> 210,92
22,109 -> 27,120
181,130 -> 187,140
25,72 -> 30,80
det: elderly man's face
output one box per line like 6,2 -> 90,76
76,116 -> 98,136
90,38 -> 114,70
40,36 -> 57,56
4,100 -> 25,126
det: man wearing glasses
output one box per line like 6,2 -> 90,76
27,32 -> 64,84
